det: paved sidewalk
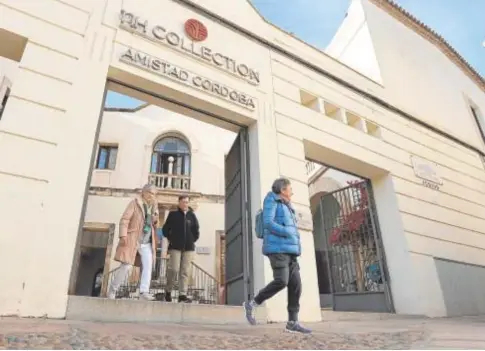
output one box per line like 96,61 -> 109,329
1,315 -> 485,349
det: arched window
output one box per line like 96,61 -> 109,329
150,136 -> 191,190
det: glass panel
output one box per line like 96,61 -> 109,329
150,154 -> 158,173
163,139 -> 178,153
184,155 -> 191,175
154,137 -> 189,154
97,148 -> 108,169
175,156 -> 182,175
108,147 -> 118,170
161,154 -> 170,174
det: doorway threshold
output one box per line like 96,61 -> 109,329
66,296 -> 266,325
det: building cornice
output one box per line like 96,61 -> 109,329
369,0 -> 485,93
88,186 -> 224,206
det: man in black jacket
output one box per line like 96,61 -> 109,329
162,195 -> 200,302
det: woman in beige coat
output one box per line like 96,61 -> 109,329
108,184 -> 158,300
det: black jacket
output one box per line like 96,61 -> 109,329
163,208 -> 200,251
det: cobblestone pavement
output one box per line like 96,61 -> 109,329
1,315 -> 485,349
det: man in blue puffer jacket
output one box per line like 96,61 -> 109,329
243,178 -> 311,334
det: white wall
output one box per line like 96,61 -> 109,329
361,0 -> 485,149
0,57 -> 19,81
326,0 -> 383,84
191,202 -> 225,275
359,0 -> 485,316
326,0 -> 485,149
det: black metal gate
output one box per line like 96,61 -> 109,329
314,180 -> 393,312
224,130 -> 252,305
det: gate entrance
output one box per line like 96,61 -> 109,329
314,179 -> 393,312
224,131 -> 252,305
71,79 -> 253,307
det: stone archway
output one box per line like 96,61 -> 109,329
309,176 -> 342,208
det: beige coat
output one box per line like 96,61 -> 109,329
114,198 -> 158,267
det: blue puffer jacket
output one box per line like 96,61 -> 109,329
262,192 -> 301,256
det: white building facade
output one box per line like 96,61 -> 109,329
1,0 -> 485,322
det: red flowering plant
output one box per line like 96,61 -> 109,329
329,180 -> 369,246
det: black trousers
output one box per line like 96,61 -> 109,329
253,253 -> 301,321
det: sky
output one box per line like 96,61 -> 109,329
251,0 -> 485,74
106,0 -> 485,108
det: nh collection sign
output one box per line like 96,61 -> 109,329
120,49 -> 256,110
119,10 -> 260,86
184,19 -> 208,42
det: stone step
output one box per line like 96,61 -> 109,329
321,308 -> 425,321
66,296 -> 425,325
66,296 -> 266,325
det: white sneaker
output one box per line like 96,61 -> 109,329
108,291 -> 116,300
139,292 -> 154,301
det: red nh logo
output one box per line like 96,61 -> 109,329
184,19 -> 208,42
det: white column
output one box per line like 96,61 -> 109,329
372,174 -> 445,316
166,156 -> 174,189
18,4 -> 113,318
248,105 -> 322,323
161,208 -> 169,259
274,131 -> 321,323
160,208 -> 169,283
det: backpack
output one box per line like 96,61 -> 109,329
255,202 -> 286,239
255,209 -> 264,239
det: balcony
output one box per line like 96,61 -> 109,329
148,173 -> 191,191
